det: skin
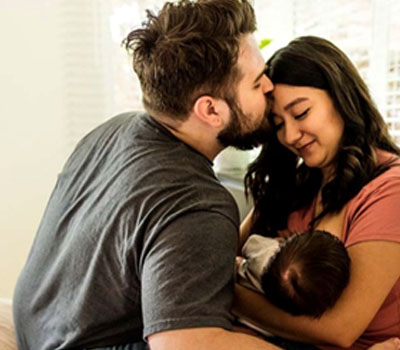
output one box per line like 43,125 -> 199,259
234,84 -> 400,349
230,34 -> 272,137
271,84 -> 344,183
160,34 -> 273,162
369,338 -> 400,350
217,34 -> 273,150
148,33 -> 279,350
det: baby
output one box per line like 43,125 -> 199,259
237,229 -> 350,318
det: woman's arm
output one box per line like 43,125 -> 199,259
239,209 -> 254,252
233,240 -> 400,348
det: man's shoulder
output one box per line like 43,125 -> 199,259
97,110 -> 150,134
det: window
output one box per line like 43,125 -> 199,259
60,0 -> 400,158
386,0 -> 400,142
58,0 -> 115,150
109,0 -> 167,114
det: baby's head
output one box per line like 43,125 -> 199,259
261,230 -> 350,318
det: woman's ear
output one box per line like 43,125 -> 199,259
193,95 -> 229,128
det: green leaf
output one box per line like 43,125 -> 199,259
259,38 -> 272,50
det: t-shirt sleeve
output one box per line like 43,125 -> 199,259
141,210 -> 238,338
344,170 -> 400,247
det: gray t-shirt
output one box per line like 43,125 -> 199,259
13,112 -> 239,350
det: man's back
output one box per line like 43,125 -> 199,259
13,111 -> 239,350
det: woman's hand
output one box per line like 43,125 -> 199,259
369,338 -> 400,350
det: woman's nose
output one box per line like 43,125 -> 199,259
283,120 -> 302,146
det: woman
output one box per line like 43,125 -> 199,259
235,36 -> 400,350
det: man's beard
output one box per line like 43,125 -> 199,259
217,97 -> 272,150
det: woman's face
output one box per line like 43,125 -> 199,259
271,84 -> 344,179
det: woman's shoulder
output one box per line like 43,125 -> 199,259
373,149 -> 400,182
376,149 -> 400,167
346,150 -> 400,213
343,149 -> 400,246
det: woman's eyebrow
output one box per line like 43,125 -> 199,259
284,97 -> 308,111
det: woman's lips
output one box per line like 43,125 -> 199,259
297,140 -> 316,153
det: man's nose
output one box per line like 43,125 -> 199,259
262,74 -> 274,94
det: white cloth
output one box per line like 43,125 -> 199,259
237,234 -> 280,293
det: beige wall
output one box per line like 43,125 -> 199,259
0,1 -> 67,298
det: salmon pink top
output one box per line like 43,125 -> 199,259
281,150 -> 400,350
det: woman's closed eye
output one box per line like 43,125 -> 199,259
294,108 -> 310,120
272,108 -> 310,131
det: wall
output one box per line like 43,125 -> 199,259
0,1 -> 67,298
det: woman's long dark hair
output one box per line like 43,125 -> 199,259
245,36 -> 400,236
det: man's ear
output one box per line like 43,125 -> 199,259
193,95 -> 229,127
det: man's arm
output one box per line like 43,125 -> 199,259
141,210 -> 282,349
148,327 -> 282,350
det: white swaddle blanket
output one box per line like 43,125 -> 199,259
236,234 -> 281,337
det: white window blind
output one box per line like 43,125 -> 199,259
58,0 -> 114,150
293,0 -> 373,83
385,0 -> 400,142
108,0 -> 167,115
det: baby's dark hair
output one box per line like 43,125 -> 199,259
261,230 -> 350,318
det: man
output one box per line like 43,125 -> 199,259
13,0 -> 278,349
